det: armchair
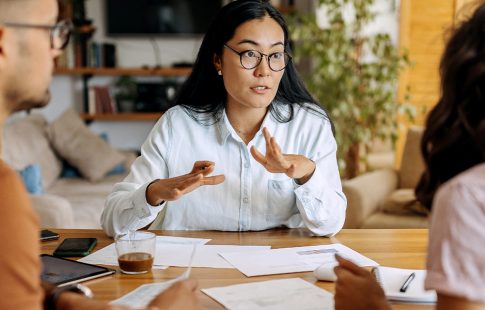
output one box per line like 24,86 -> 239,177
342,126 -> 430,228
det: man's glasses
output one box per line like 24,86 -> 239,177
3,20 -> 73,50
224,44 -> 292,72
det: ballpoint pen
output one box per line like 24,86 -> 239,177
400,272 -> 416,292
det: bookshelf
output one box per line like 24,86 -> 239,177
54,67 -> 192,76
79,112 -> 162,122
54,66 -> 191,121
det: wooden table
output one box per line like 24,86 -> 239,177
41,229 -> 431,309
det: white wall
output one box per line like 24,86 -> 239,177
34,0 -> 400,150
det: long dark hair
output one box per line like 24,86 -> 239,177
173,0 -> 329,126
415,3 -> 485,209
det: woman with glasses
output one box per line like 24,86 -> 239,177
101,0 -> 346,237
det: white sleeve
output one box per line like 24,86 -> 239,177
291,120 -> 347,236
100,114 -> 172,237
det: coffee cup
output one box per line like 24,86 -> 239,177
115,231 -> 156,274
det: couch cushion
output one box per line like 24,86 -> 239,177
399,126 -> 425,189
3,114 -> 62,188
47,174 -> 126,229
362,212 -> 429,229
48,108 -> 125,182
380,188 -> 429,216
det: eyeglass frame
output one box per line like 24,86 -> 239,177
2,20 -> 73,50
223,44 -> 292,72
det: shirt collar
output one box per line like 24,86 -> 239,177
216,104 -> 279,145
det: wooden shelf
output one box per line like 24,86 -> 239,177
80,113 -> 163,121
54,67 -> 192,76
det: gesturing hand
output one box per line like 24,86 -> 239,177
250,127 -> 316,184
146,161 -> 225,206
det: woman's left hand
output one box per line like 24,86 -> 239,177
250,127 -> 316,184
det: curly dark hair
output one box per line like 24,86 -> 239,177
415,3 -> 485,209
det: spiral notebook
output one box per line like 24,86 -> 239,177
372,266 -> 437,304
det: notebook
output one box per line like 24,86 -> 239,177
372,266 -> 437,304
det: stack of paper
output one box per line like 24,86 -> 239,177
202,278 -> 334,310
373,267 -> 437,304
78,235 -> 211,269
219,243 -> 379,277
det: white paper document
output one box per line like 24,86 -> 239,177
220,243 -> 378,277
78,236 -> 211,268
154,245 -> 271,268
202,278 -> 334,310
374,267 -> 436,304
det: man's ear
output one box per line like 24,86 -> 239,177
213,53 -> 222,72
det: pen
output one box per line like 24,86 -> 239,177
400,272 -> 416,292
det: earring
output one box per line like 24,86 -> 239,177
218,70 -> 222,76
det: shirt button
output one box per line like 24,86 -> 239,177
243,198 -> 249,203
244,162 -> 250,168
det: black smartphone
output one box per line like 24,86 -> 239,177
53,238 -> 97,257
40,229 -> 60,241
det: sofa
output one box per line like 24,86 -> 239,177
342,126 -> 430,228
2,110 -> 136,229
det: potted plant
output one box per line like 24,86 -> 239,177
290,0 -> 413,179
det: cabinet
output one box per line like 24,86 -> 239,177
54,66 -> 191,121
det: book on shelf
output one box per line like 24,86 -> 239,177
88,86 -> 117,114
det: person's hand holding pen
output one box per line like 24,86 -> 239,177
334,255 -> 391,310
146,161 -> 225,206
250,127 -> 316,185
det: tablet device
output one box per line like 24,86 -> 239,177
40,229 -> 60,241
41,254 -> 116,287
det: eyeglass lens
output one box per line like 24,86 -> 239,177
51,21 -> 71,50
240,50 -> 290,71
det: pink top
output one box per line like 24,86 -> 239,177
425,163 -> 485,303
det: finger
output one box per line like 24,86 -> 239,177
287,163 -> 296,176
250,146 -> 267,166
191,161 -> 215,173
199,164 -> 215,176
262,127 -> 272,153
201,174 -> 225,185
335,254 -> 368,276
270,136 -> 283,155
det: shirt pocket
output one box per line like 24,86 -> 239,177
266,179 -> 297,222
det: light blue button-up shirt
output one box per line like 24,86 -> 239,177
101,104 -> 347,237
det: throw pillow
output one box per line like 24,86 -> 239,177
18,164 -> 44,195
380,189 -> 430,216
60,132 -> 125,178
48,108 -> 125,182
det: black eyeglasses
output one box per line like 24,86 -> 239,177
3,20 -> 73,50
224,44 -> 292,72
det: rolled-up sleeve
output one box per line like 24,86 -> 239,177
291,120 -> 347,236
100,115 -> 172,237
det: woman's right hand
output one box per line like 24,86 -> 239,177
146,161 -> 225,206
146,279 -> 201,310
